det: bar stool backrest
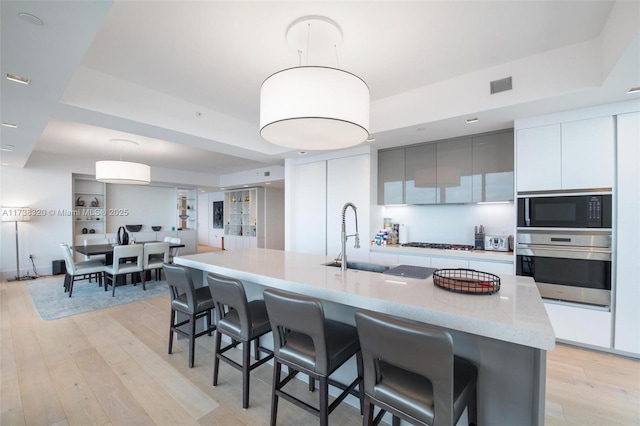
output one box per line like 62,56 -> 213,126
206,273 -> 252,340
163,263 -> 198,314
263,288 -> 329,373
355,310 -> 456,425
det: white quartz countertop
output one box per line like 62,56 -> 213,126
176,248 -> 554,351
370,244 -> 514,262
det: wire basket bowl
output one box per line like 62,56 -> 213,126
432,268 -> 500,295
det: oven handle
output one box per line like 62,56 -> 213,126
516,244 -> 612,261
524,198 -> 530,227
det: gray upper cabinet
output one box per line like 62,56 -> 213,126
436,138 -> 473,204
378,130 -> 514,205
405,144 -> 437,204
472,130 -> 514,202
377,148 -> 405,205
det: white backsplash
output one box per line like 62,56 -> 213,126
374,202 -> 515,245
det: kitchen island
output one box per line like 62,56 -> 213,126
175,248 -> 555,425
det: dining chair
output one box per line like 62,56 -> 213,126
60,243 -> 106,297
164,263 -> 215,368
143,242 -> 170,281
81,237 -> 109,283
355,309 -> 478,426
167,237 -> 182,263
103,244 -> 145,297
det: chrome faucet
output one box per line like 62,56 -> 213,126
340,202 -> 360,271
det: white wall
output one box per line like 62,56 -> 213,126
199,191 -> 225,248
373,202 -> 515,246
106,184 -> 176,233
1,155 -> 73,279
0,151 -> 223,278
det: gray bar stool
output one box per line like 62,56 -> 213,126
206,272 -> 274,409
355,309 -> 478,426
163,263 -> 215,368
263,288 -> 363,426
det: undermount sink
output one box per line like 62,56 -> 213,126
323,261 -> 391,273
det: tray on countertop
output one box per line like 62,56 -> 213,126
383,265 -> 437,279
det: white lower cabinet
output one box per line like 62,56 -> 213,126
469,260 -> 514,275
397,254 -> 431,267
431,257 -> 468,269
544,302 -> 612,348
369,252 -> 399,264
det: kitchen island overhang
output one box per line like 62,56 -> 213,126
175,248 -> 555,425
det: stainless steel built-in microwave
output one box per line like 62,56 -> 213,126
517,194 -> 612,228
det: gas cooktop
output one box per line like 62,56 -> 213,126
401,242 -> 475,251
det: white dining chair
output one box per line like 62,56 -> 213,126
81,237 -> 109,282
167,237 -> 182,263
103,244 -> 145,297
143,242 -> 170,281
60,243 -> 106,297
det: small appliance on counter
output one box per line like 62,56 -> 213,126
474,225 -> 485,250
484,235 -> 511,252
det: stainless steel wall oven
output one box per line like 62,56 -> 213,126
516,231 -> 612,307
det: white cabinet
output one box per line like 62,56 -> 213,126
516,117 -> 614,192
614,111 -> 640,355
561,117 -> 614,190
516,124 -> 562,192
177,229 -> 197,255
469,260 -> 514,275
291,161 -> 327,255
290,152 -> 371,259
431,257 -> 468,269
544,302 -> 612,348
397,254 -> 431,267
327,154 -> 371,261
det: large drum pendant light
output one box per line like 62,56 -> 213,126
260,16 -> 370,151
96,139 -> 150,185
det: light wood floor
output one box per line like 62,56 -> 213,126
1,273 -> 638,425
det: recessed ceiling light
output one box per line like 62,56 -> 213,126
466,117 -> 479,123
18,12 -> 44,26
1,145 -> 15,152
265,182 -> 271,185
366,137 -> 376,142
243,185 -> 249,187
627,86 -> 640,94
220,187 -> 225,190
298,151 -> 307,155
2,122 -> 18,128
6,73 -> 30,85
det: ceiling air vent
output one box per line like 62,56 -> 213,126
490,77 -> 512,94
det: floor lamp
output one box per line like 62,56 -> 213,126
1,207 -> 32,281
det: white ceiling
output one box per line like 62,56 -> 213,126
1,1 -> 639,190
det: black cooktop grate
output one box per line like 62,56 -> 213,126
401,242 -> 474,251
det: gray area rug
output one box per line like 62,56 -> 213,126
26,275 -> 169,321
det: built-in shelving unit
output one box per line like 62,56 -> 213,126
224,189 -> 257,237
73,177 -> 106,240
177,189 -> 197,230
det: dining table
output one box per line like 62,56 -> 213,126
71,241 -> 185,284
